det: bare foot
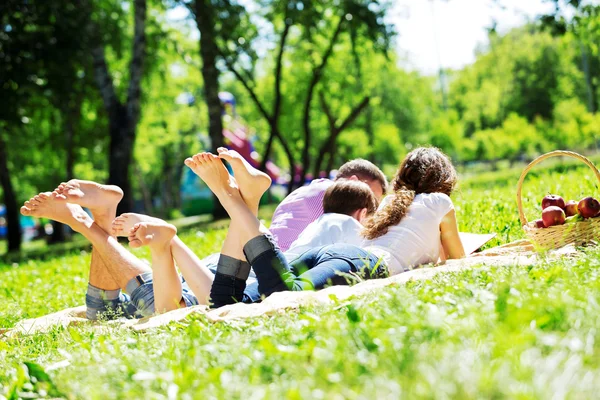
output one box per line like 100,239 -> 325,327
54,179 -> 123,216
20,192 -> 91,231
184,152 -> 242,202
128,222 -> 177,250
112,213 -> 164,237
217,147 -> 271,204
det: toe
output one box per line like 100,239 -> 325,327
128,238 -> 143,248
130,223 -> 142,233
20,206 -> 30,216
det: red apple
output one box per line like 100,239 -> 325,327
533,219 -> 545,228
564,200 -> 578,217
542,194 -> 565,210
542,206 -> 566,227
578,197 -> 600,218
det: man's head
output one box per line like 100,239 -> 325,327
335,159 -> 388,199
323,180 -> 379,224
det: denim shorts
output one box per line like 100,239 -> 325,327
85,272 -> 199,320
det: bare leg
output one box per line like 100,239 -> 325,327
128,222 -> 183,313
55,180 -> 124,290
21,192 -> 150,289
113,213 -> 214,305
184,153 -> 267,254
215,147 -> 271,258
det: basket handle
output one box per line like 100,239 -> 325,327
516,150 -> 600,226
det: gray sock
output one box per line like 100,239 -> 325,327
216,254 -> 251,280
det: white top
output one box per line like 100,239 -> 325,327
285,213 -> 364,261
362,192 -> 454,275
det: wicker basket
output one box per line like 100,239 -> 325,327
516,150 -> 600,250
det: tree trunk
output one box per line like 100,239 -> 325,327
172,139 -> 186,210
109,106 -> 136,215
313,96 -> 370,177
134,164 -> 154,216
365,106 -> 374,162
580,41 -> 597,113
0,132 -> 21,253
195,0 -> 226,218
300,17 -> 345,186
89,0 -> 147,216
51,99 -> 79,244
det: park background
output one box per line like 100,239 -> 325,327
2,0 -> 600,256
3,0 -> 600,398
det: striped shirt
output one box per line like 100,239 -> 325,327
269,179 -> 334,252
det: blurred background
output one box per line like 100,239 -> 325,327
1,0 -> 599,255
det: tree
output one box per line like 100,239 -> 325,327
539,1 -> 600,113
297,0 -> 395,185
0,0 -> 99,251
86,0 -> 148,215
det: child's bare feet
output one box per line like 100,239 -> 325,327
216,147 -> 271,206
128,222 -> 177,250
184,152 -> 242,202
54,179 -> 123,217
20,192 -> 91,231
112,213 -> 163,237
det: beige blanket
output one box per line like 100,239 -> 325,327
1,240 -> 577,338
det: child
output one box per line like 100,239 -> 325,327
284,180 -> 378,261
361,147 -> 465,274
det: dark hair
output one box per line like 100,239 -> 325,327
323,180 -> 379,216
336,159 -> 388,194
362,147 -> 457,240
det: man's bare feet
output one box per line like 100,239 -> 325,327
184,152 -> 242,202
216,147 -> 271,205
20,192 -> 91,231
54,179 -> 123,216
128,222 -> 177,250
112,213 -> 164,237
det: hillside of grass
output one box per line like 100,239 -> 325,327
2,162 -> 600,399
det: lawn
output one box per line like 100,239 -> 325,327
2,161 -> 600,399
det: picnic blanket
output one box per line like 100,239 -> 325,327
0,240 -> 578,338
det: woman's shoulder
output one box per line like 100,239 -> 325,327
415,192 -> 454,212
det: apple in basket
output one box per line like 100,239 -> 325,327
542,206 -> 566,227
578,197 -> 600,218
564,200 -> 578,217
542,193 -> 565,210
532,219 -> 545,228
542,194 -> 565,210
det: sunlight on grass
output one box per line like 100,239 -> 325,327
2,166 -> 600,398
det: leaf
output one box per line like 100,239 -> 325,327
346,304 -> 360,323
23,362 -> 52,383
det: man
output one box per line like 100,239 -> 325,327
269,159 -> 388,252
20,180 -> 212,319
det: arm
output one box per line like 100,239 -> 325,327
440,209 -> 466,260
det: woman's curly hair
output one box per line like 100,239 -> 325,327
362,147 -> 458,240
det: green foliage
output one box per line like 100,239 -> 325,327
3,1 -> 600,252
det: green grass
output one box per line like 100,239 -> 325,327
2,163 -> 600,399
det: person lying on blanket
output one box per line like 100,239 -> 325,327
269,158 -> 388,252
20,180 -> 208,319
193,146 -> 466,308
18,152 -> 379,319
198,156 -> 388,270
